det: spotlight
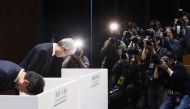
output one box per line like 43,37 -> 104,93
109,22 -> 119,32
74,39 -> 83,48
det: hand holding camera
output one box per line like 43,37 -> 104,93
104,37 -> 118,48
131,36 -> 139,43
74,50 -> 82,60
158,61 -> 168,70
143,39 -> 154,48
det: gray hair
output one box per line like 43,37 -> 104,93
58,38 -> 76,51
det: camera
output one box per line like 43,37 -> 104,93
110,37 -> 120,44
123,31 -> 132,37
145,29 -> 155,37
174,18 -> 185,26
131,36 -> 140,44
146,55 -> 165,80
121,53 -> 128,60
174,9 -> 187,27
146,40 -> 154,46
176,19 -> 184,25
161,56 -> 169,63
75,50 -> 81,56
127,48 -> 140,55
163,31 -> 170,37
131,49 -> 139,55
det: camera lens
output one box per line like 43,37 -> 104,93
163,32 -> 169,37
110,38 -> 116,44
146,40 -> 153,46
75,50 -> 81,56
131,36 -> 139,43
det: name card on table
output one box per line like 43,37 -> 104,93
91,74 -> 100,87
54,87 -> 68,106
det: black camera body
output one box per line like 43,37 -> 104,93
174,9 -> 187,32
75,50 -> 81,56
145,29 -> 155,37
176,19 -> 184,25
121,53 -> 128,60
163,31 -> 170,37
131,36 -> 140,44
110,37 -> 120,44
127,47 -> 139,55
146,55 -> 165,80
124,31 -> 132,37
146,40 -> 154,46
161,56 -> 169,64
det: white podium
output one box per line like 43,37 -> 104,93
61,69 -> 108,109
0,78 -> 78,109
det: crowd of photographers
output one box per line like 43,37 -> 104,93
101,11 -> 190,109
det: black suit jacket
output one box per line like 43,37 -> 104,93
180,26 -> 190,55
0,60 -> 21,94
20,43 -> 63,77
167,62 -> 190,94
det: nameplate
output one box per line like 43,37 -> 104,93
91,74 -> 100,87
54,87 -> 68,106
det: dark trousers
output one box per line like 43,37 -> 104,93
147,81 -> 167,109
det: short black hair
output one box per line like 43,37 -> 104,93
182,11 -> 190,19
165,51 -> 175,60
25,71 -> 45,95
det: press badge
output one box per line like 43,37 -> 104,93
149,63 -> 154,69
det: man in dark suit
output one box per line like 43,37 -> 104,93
20,38 -> 76,77
178,11 -> 190,55
159,51 -> 190,109
0,60 -> 45,95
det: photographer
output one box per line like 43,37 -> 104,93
122,30 -> 132,46
108,53 -> 130,109
126,21 -> 138,36
179,11 -> 190,55
101,36 -> 126,90
145,28 -> 156,43
174,10 -> 190,38
109,51 -> 146,109
149,19 -> 162,37
62,48 -> 90,68
162,27 -> 181,61
159,51 -> 190,109
127,35 -> 142,63
142,38 -> 168,109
